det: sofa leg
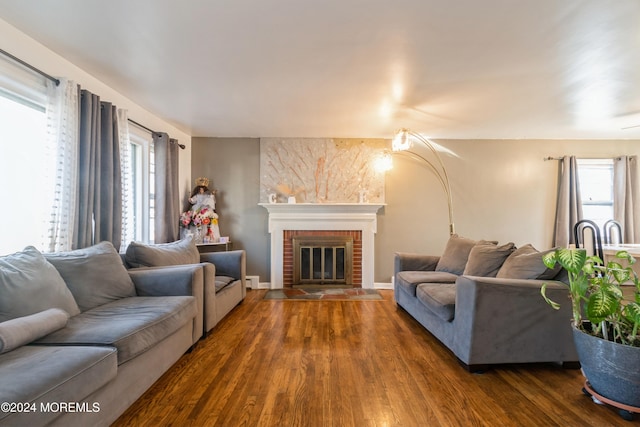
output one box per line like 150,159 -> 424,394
459,360 -> 489,373
186,342 -> 197,353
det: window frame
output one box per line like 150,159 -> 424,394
128,123 -> 154,244
577,158 -> 614,230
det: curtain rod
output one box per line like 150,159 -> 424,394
128,118 -> 185,149
0,48 -> 60,86
128,118 -> 156,135
544,156 -> 628,161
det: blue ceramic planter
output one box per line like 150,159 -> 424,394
573,325 -> 640,408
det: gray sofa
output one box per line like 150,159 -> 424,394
394,235 -> 579,372
124,237 -> 246,336
0,242 -> 201,427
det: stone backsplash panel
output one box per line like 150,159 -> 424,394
260,137 -> 387,203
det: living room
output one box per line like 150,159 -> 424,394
1,3 -> 639,282
1,1 -> 639,426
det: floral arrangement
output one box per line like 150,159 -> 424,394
179,210 -> 193,228
179,207 -> 218,228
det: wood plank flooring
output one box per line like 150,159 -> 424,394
113,290 -> 636,426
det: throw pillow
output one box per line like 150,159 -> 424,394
0,308 -> 69,354
496,244 -> 563,280
125,237 -> 199,268
0,246 -> 80,322
435,235 -> 498,275
45,241 -> 136,312
435,234 -> 479,275
463,242 -> 516,277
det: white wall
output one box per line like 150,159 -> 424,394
0,18 -> 192,194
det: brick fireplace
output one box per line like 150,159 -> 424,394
260,203 -> 384,289
284,230 -> 362,287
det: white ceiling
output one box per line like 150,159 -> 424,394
1,0 -> 640,139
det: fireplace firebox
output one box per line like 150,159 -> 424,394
292,235 -> 353,286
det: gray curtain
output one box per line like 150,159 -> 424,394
154,132 -> 180,243
74,90 -> 122,250
553,155 -> 582,248
614,155 -> 639,244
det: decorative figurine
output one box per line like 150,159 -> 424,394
180,177 -> 221,243
189,177 -> 216,212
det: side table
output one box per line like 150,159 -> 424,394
196,241 -> 232,253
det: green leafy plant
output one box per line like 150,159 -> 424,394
541,248 -> 640,347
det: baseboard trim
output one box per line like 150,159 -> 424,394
374,282 -> 393,290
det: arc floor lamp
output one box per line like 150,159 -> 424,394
392,128 -> 455,236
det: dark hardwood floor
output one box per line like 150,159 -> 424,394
113,290 -> 636,426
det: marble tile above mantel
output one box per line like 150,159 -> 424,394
259,138 -> 387,204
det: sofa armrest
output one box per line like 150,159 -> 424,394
200,250 -> 246,281
394,252 -> 440,274
129,264 -> 204,297
452,276 -> 577,365
129,264 -> 205,343
199,250 -> 246,331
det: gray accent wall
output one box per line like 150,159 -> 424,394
191,138 -> 269,281
193,137 -> 639,284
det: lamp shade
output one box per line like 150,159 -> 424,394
392,128 -> 412,151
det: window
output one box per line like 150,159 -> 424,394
1,54 -> 158,254
577,158 -> 614,230
0,58 -> 48,255
125,123 -> 155,246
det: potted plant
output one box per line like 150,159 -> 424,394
541,248 -> 640,411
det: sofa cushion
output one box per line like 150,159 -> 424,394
215,275 -> 235,292
435,235 -> 498,275
396,271 -> 459,297
463,242 -> 516,277
34,296 -> 197,364
0,345 -> 116,426
0,246 -> 80,322
125,237 -> 199,268
496,244 -> 563,280
0,308 -> 69,354
416,283 -> 457,322
45,241 -> 136,312
435,234 -> 479,275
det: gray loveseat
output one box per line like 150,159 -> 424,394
394,234 -> 579,372
0,242 -> 201,426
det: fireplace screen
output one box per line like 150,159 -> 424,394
293,236 -> 353,286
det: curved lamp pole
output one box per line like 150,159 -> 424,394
392,128 -> 455,236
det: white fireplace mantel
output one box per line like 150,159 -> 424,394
260,203 -> 385,289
